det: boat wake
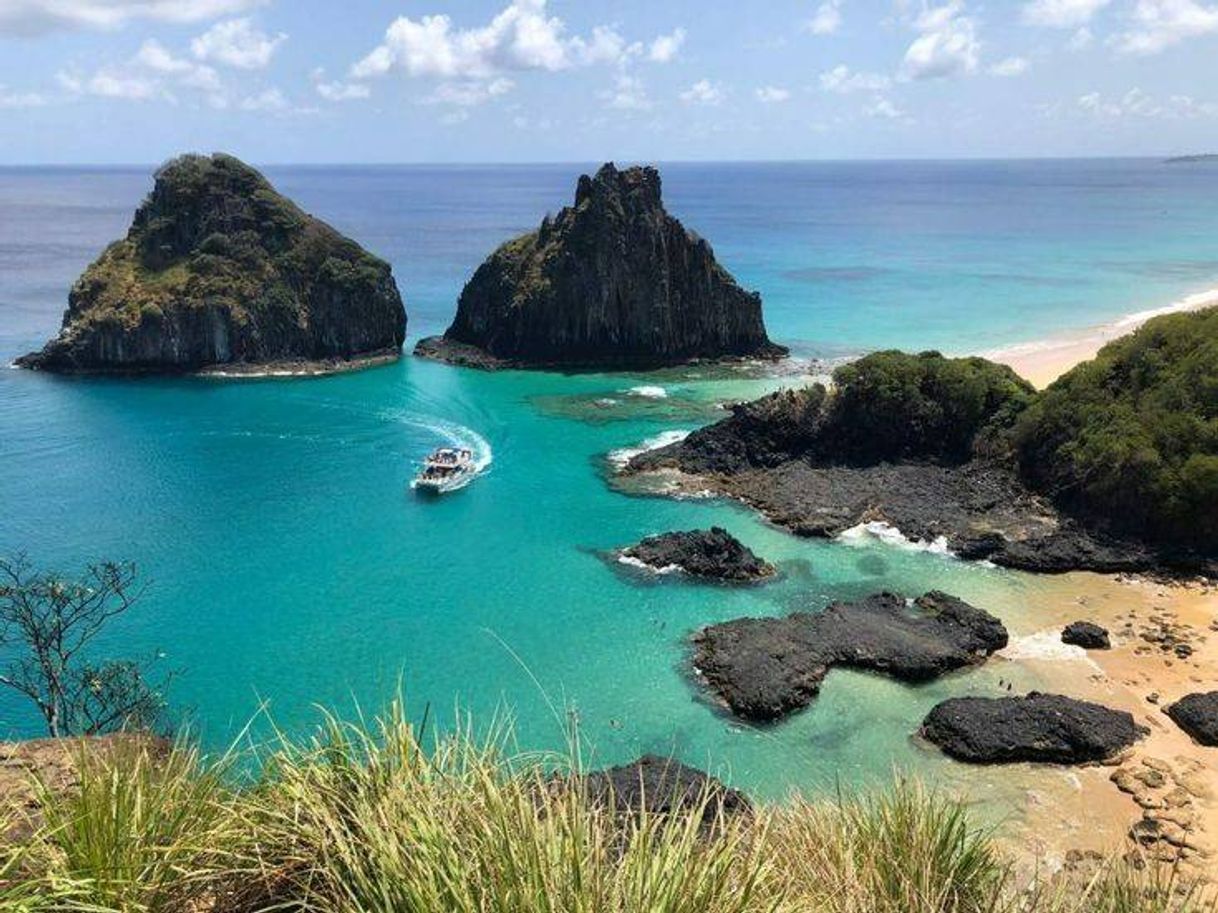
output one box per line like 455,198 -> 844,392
381,410 -> 493,492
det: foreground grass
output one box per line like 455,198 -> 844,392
0,705 -> 1212,913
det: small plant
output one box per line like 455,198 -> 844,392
0,554 -> 171,738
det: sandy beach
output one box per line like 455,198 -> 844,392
939,573 -> 1218,877
989,287 -> 1218,388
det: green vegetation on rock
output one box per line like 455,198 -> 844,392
830,350 -> 1037,465
1014,308 -> 1218,550
18,153 -> 406,373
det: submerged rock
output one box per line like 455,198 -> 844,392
619,527 -> 775,582
1061,621 -> 1111,650
921,692 -> 1145,764
415,162 -> 785,369
1165,692 -> 1218,746
17,153 -> 406,374
692,591 -> 1008,723
575,755 -> 750,824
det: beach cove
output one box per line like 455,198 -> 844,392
2,159 -> 1217,872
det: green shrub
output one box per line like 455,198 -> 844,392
1014,307 -> 1218,549
827,351 -> 1036,465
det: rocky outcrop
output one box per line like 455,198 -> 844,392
621,354 -> 1196,575
1061,621 -> 1111,650
1165,692 -> 1218,746
571,755 -> 750,825
692,591 -> 1007,723
619,528 -> 775,582
921,693 -> 1145,764
17,153 -> 406,374
415,163 -> 785,369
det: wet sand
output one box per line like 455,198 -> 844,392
939,574 -> 1217,875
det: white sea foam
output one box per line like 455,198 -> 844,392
381,410 -> 493,492
607,429 -> 691,471
617,554 -> 683,575
836,521 -> 954,556
1000,630 -> 1101,669
626,385 -> 668,399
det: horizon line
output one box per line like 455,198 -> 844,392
0,153 -> 1210,169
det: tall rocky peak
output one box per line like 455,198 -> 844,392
415,162 -> 785,369
18,153 -> 407,374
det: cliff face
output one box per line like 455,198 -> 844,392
415,163 -> 785,369
18,153 -> 406,373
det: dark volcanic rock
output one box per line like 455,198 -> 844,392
577,755 -> 750,824
921,692 -> 1146,764
626,400 -> 1167,576
1062,621 -> 1112,650
620,527 -> 775,582
692,591 -> 1008,722
1165,692 -> 1218,746
18,153 -> 406,374
415,162 -> 785,369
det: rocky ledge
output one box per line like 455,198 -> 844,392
569,755 -> 750,825
692,591 -> 1007,723
415,162 -> 785,370
921,693 -> 1146,764
1061,621 -> 1111,650
18,153 -> 406,374
1165,692 -> 1218,747
618,527 -> 775,582
622,350 -> 1200,575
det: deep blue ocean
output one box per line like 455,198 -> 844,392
2,160 -> 1218,799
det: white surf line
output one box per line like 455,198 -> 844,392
606,429 -> 691,471
836,520 -> 955,557
982,283 -> 1218,364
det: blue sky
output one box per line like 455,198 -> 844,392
0,0 -> 1216,163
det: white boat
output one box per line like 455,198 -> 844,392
412,446 -> 476,493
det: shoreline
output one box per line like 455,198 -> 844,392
985,285 -> 1218,388
950,573 -> 1218,875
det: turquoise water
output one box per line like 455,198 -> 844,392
2,160 -> 1218,798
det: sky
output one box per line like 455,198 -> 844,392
0,0 -> 1216,163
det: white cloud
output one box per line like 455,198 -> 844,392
819,63 -> 891,93
352,0 -> 663,80
1021,0 -> 1110,27
755,85 -> 791,103
59,37 -> 227,103
1076,86 -> 1218,117
1069,25 -> 1095,46
191,17 -> 284,69
426,76 -> 515,106
238,86 -> 286,111
807,0 -> 843,34
901,1 -> 980,80
988,55 -> 1029,75
864,96 -> 905,119
0,0 -> 262,35
135,38 -> 220,90
0,84 -> 47,107
1110,0 -> 1218,55
679,78 -> 723,105
647,27 -> 685,62
311,69 -> 370,102
602,72 -> 650,110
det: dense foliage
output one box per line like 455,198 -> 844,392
1014,308 -> 1218,551
826,351 -> 1037,465
71,153 -> 394,329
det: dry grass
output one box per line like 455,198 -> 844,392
0,702 -> 1212,913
